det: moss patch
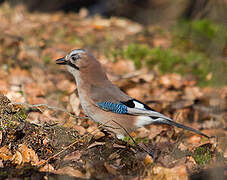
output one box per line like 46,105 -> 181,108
192,146 -> 212,167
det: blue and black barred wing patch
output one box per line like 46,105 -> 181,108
97,102 -> 128,114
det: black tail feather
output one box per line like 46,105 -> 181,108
156,119 -> 210,138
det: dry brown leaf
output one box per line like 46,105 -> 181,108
18,144 -> 39,165
146,124 -> 169,140
183,87 -> 203,100
135,127 -> 151,138
87,141 -> 105,149
68,93 -> 81,116
144,154 -> 153,165
152,165 -> 188,180
0,80 -> 9,94
86,125 -> 100,135
126,86 -> 149,100
188,135 -> 201,145
0,146 -> 13,161
178,143 -> 188,151
92,18 -> 111,30
25,82 -> 47,104
8,67 -> 32,85
55,166 -> 85,178
224,149 -> 227,159
159,91 -> 181,102
93,131 -> 105,139
186,156 -> 197,173
73,124 -> 86,135
104,162 -> 118,175
63,150 -> 81,161
159,74 -> 184,89
57,79 -> 76,93
6,90 -> 25,103
0,131 -> 2,144
12,151 -> 23,165
153,37 -> 171,48
112,60 -> 135,75
0,160 -> 3,168
109,152 -> 120,160
39,163 -> 55,172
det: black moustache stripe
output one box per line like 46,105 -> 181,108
68,61 -> 79,70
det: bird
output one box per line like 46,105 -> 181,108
56,49 -> 209,139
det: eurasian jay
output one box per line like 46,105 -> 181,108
56,49 -> 209,139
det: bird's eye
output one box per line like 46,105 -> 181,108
71,54 -> 80,61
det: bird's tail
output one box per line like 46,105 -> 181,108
154,118 -> 210,138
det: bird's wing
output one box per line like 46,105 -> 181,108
96,98 -> 210,138
97,98 -> 172,120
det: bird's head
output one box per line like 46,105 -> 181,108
56,49 -> 89,72
56,49 -> 108,82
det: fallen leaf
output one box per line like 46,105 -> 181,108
188,135 -> 201,144
57,79 -> 76,93
178,143 -> 188,151
0,160 -> 3,168
0,146 -> 13,161
12,151 -> 23,165
152,165 -> 188,180
73,124 -> 86,135
183,87 -> 203,100
112,60 -> 135,75
104,162 -> 118,175
87,141 -> 105,149
63,150 -> 81,161
159,74 -> 184,89
39,163 -> 55,172
93,131 -> 105,139
144,154 -> 153,165
55,166 -> 85,178
68,93 -> 81,116
18,144 -> 39,165
0,131 -> 2,144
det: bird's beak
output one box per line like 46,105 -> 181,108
56,57 -> 67,65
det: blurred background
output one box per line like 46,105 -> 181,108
0,0 -> 227,86
4,0 -> 227,25
0,0 -> 226,179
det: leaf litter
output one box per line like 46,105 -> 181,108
0,2 -> 226,179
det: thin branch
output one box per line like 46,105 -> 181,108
12,102 -> 88,120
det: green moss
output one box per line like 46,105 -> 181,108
123,43 -> 151,69
14,109 -> 28,121
171,19 -> 227,54
122,136 -> 149,145
42,55 -> 51,64
192,146 -> 212,167
66,36 -> 83,46
121,42 -> 227,86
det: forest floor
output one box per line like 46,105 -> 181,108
0,3 -> 226,179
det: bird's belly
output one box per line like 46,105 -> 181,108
79,97 -> 101,123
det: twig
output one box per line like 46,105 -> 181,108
12,102 -> 88,120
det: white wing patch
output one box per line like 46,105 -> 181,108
133,100 -> 146,109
